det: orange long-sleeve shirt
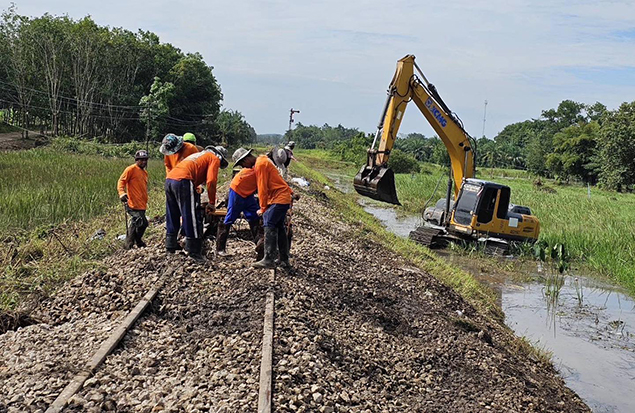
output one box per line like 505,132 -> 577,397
164,142 -> 199,175
254,155 -> 292,212
117,164 -> 148,210
167,151 -> 221,205
230,167 -> 257,198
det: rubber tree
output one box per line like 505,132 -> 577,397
139,76 -> 174,150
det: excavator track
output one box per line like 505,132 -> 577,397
409,225 -> 445,248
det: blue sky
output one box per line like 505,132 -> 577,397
13,0 -> 635,137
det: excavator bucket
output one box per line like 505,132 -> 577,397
353,165 -> 401,205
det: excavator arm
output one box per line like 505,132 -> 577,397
354,55 -> 476,204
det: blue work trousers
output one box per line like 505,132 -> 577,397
263,203 -> 290,229
224,188 -> 259,225
165,178 -> 203,239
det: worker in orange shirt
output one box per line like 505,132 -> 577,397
160,133 -> 199,175
165,146 -> 228,261
117,150 -> 149,250
252,150 -> 296,269
216,148 -> 261,256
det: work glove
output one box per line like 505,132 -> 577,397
120,194 -> 129,204
205,203 -> 216,215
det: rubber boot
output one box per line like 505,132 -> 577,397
248,220 -> 263,245
165,233 -> 182,253
185,237 -> 205,262
250,220 -> 265,260
216,222 -> 230,256
286,223 -> 293,257
253,227 -> 277,269
135,226 -> 147,248
123,229 -> 135,250
277,226 -> 290,269
255,238 -> 265,261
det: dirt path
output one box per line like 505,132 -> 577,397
0,131 -> 48,151
0,189 -> 589,412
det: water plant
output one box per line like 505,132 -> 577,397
534,242 -> 571,332
573,277 -> 584,307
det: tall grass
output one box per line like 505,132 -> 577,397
298,150 -> 635,295
0,145 -> 236,310
0,148 -> 166,233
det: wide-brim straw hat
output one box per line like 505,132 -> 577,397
272,147 -> 288,169
232,147 -> 254,168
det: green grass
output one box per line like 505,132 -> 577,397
0,145 -> 234,311
0,148 -> 166,232
297,150 -> 635,295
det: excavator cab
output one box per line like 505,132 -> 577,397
353,150 -> 401,205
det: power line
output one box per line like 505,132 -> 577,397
0,79 -> 217,124
0,79 -> 142,110
0,97 -> 141,120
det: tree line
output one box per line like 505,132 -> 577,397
287,99 -> 635,191
480,99 -> 635,191
0,7 -> 256,146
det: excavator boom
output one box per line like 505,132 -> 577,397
354,55 -> 475,204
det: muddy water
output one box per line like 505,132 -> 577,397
354,197 -> 635,413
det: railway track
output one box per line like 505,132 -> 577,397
44,265 -> 278,412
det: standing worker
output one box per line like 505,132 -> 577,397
253,152 -> 294,269
161,133 -> 199,175
117,150 -> 149,250
283,141 -> 296,170
183,132 -> 204,152
216,148 -> 261,256
165,146 -> 228,260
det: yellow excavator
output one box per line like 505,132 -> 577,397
353,55 -> 540,250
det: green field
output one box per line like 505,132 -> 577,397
0,148 -> 166,232
0,145 -> 234,310
295,150 -> 635,295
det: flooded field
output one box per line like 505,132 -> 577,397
326,172 -> 634,413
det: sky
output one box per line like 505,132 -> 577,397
13,0 -> 635,138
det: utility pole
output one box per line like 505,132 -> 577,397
482,100 -> 488,139
288,108 -> 300,142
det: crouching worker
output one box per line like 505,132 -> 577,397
165,146 -> 228,261
253,152 -> 293,269
216,148 -> 261,256
117,150 -> 149,250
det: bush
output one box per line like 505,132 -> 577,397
389,149 -> 420,174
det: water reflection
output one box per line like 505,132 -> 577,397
359,199 -> 635,413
